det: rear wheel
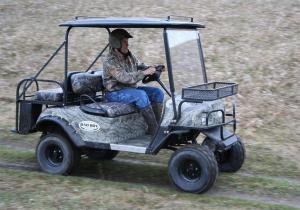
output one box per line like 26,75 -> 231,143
36,134 -> 81,175
86,149 -> 119,160
202,137 -> 245,172
168,145 -> 218,193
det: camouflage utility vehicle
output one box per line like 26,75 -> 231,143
13,16 -> 245,193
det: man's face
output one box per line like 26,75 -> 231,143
120,38 -> 129,53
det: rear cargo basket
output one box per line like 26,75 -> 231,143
182,82 -> 238,101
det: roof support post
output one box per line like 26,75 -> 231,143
163,28 -> 177,121
63,27 -> 72,105
197,32 -> 208,83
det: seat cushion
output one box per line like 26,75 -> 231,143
80,102 -> 137,117
35,88 -> 63,102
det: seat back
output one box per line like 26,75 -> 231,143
69,71 -> 104,95
33,71 -> 105,104
66,71 -> 81,93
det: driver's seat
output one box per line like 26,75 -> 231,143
79,70 -> 139,118
80,101 -> 137,117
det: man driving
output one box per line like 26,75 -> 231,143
103,29 -> 164,135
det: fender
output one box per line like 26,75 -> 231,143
147,127 -> 197,154
203,127 -> 238,149
36,116 -> 86,147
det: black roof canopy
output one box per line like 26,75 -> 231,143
60,17 -> 205,29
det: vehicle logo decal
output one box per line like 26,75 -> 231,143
79,121 -> 100,132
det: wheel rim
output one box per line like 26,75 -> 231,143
179,159 -> 202,181
215,150 -> 230,164
45,144 -> 64,166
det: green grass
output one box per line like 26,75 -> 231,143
241,144 -> 300,178
0,127 -> 40,142
2,141 -> 300,180
0,167 -> 298,210
0,147 -> 36,163
0,146 -> 300,204
216,173 -> 300,197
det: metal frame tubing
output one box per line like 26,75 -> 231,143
19,41 -> 65,99
64,27 -> 72,105
163,28 -> 177,120
197,32 -> 207,83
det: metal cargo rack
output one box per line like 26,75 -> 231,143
171,82 -> 239,145
182,82 -> 238,101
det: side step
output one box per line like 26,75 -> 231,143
110,135 -> 152,153
110,144 -> 146,153
85,135 -> 152,154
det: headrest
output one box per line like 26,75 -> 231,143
70,72 -> 104,94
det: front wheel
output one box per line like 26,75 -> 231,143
203,137 -> 245,172
168,145 -> 218,193
36,134 -> 81,175
217,138 -> 245,172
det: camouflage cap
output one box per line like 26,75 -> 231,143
109,29 -> 133,49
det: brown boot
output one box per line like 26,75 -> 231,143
151,102 -> 163,123
140,106 -> 158,135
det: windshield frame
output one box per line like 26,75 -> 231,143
166,28 -> 207,88
163,28 -> 207,120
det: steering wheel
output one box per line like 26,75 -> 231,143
142,65 -> 165,84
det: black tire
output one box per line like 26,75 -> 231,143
86,149 -> 119,161
203,137 -> 245,172
36,134 -> 81,175
168,145 -> 218,193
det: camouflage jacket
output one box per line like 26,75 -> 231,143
103,49 -> 147,91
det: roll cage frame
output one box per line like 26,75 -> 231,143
14,16 -> 239,155
16,16 -> 207,127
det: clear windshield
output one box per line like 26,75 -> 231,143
166,29 -> 205,92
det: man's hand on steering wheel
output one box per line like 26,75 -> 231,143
142,65 -> 165,84
143,66 -> 156,76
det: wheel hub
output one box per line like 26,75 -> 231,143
181,160 -> 201,181
46,144 -> 64,166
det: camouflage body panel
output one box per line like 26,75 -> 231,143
35,88 -> 63,102
38,105 -> 147,144
161,96 -> 224,127
70,72 -> 103,94
103,49 -> 145,91
83,102 -> 137,117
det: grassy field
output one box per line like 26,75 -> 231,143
0,0 -> 300,209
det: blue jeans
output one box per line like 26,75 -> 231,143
105,86 -> 164,109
